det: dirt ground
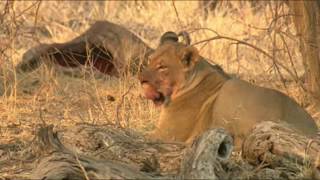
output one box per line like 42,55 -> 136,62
0,1 -> 319,178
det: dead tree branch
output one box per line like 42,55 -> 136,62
192,30 -> 297,84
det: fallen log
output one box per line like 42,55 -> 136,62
3,122 -> 316,179
242,121 -> 320,179
60,123 -> 185,175
179,126 -> 298,180
30,125 -> 239,179
31,125 -> 156,179
179,128 -> 233,179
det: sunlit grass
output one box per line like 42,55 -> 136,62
0,1 -> 318,149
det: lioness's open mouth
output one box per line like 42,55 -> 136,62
140,83 -> 166,106
153,92 -> 165,106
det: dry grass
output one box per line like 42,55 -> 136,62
0,2 -> 319,176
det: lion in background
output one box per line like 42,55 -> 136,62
139,31 -> 318,148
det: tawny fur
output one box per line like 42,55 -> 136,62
140,32 -> 319,149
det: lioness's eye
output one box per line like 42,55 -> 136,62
157,65 -> 168,72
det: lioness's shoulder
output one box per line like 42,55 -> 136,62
205,61 -> 232,79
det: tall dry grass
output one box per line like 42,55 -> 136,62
0,1 -> 318,153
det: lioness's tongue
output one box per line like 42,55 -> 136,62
142,84 -> 160,101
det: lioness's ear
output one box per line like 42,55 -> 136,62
181,46 -> 199,67
160,31 -> 178,45
178,31 -> 191,46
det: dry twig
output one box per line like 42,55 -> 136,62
116,84 -> 134,128
74,153 -> 90,180
171,0 -> 184,30
191,28 -> 297,85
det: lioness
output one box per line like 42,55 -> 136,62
139,31 -> 318,148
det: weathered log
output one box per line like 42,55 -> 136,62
179,128 -> 296,180
31,125 -> 156,179
242,121 -> 320,179
60,123 -> 185,175
31,125 -> 238,179
180,128 -> 233,179
4,122 -> 316,179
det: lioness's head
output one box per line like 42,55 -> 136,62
139,31 -> 200,106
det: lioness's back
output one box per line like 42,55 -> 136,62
213,79 -> 318,137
